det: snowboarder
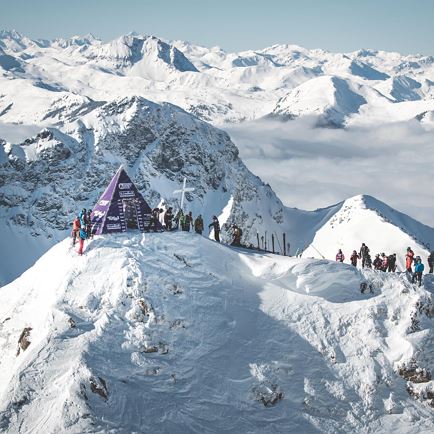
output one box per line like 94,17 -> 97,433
428,251 -> 434,274
184,211 -> 193,232
71,216 -> 81,246
164,207 -> 174,231
150,208 -> 162,232
209,216 -> 220,242
335,249 -> 345,262
194,215 -> 204,235
387,253 -> 397,272
359,243 -> 370,268
412,257 -> 424,287
350,250 -> 359,267
77,225 -> 87,255
373,254 -> 382,270
380,253 -> 388,272
231,225 -> 242,247
406,247 -> 415,273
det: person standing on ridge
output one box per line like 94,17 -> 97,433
194,215 -> 204,235
381,253 -> 388,272
359,243 -> 370,268
428,251 -> 434,274
350,250 -> 359,267
209,216 -> 220,242
71,215 -> 81,246
77,226 -> 87,255
150,208 -> 162,232
336,249 -> 345,262
387,253 -> 397,272
185,211 -> 193,232
164,207 -> 173,231
406,247 -> 415,273
231,224 -> 242,247
412,256 -> 424,287
373,254 -> 382,270
86,210 -> 92,239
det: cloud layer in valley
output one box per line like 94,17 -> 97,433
226,118 -> 434,227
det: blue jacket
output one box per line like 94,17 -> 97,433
415,263 -> 424,273
79,228 -> 87,240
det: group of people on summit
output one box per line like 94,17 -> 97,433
336,243 -> 434,286
151,207 -> 243,246
72,205 -> 243,253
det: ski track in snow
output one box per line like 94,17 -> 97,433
0,232 -> 433,433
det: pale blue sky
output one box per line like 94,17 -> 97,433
1,0 -> 433,55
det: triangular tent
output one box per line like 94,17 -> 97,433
91,166 -> 161,234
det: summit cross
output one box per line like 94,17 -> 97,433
173,177 -> 195,211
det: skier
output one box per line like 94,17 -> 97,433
194,215 -> 204,235
350,250 -> 359,267
335,249 -> 345,262
412,257 -> 424,287
209,216 -> 220,242
387,253 -> 397,272
359,243 -> 370,268
150,208 -> 162,232
428,251 -> 434,274
373,254 -> 382,270
71,216 -> 81,246
380,253 -> 388,272
77,224 -> 87,255
184,211 -> 193,232
164,207 -> 174,231
405,247 -> 415,273
231,225 -> 242,247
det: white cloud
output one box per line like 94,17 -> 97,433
225,118 -> 434,227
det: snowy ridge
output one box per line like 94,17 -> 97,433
0,233 -> 433,433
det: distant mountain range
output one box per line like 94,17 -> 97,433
1,30 -> 434,126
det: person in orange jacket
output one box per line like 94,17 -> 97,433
406,247 -> 414,272
71,216 -> 81,246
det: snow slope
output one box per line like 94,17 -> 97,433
0,232 -> 433,433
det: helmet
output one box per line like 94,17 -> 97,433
407,247 -> 411,251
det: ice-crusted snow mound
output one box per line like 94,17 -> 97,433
1,232 -> 433,433
302,195 -> 434,270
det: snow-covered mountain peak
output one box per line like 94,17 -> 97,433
1,232 -> 433,432
272,75 -> 367,126
302,194 -> 434,266
82,34 -> 198,78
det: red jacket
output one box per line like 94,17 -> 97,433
406,250 -> 414,268
72,218 -> 81,231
